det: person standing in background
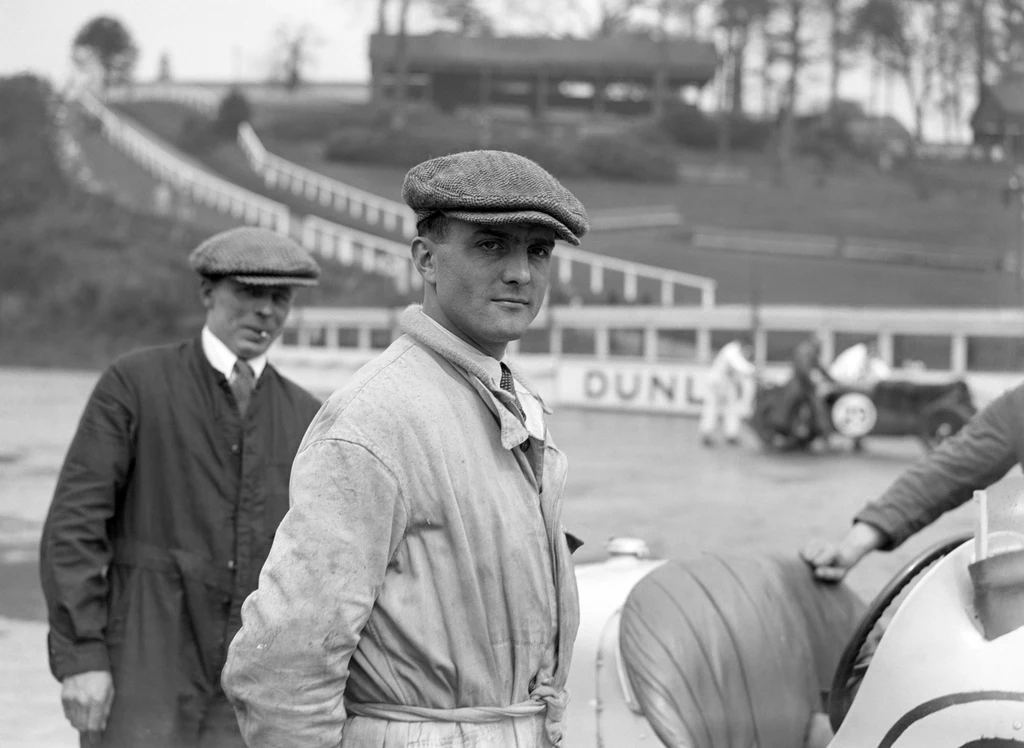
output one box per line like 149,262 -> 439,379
700,337 -> 757,447
39,227 -> 322,748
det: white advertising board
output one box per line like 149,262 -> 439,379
556,359 -> 717,416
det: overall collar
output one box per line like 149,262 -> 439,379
400,305 -> 550,450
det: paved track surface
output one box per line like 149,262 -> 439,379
2,366 -> 1011,746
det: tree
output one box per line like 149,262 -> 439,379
716,0 -> 774,116
766,0 -> 815,183
819,0 -> 860,118
649,0 -> 710,119
853,0 -> 941,143
270,23 -> 322,91
157,52 -> 173,82
589,0 -> 655,36
430,0 -> 495,34
72,16 -> 139,90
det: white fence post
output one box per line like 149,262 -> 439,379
623,271 -> 638,302
660,279 -> 674,306
590,262 -> 604,295
951,333 -> 968,374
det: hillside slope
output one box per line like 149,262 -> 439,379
0,75 -> 413,370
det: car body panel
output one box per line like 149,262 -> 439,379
832,533 -> 1024,748
566,555 -> 666,747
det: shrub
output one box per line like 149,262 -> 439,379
576,134 -> 678,183
323,126 -> 470,167
659,101 -> 774,153
659,102 -> 719,149
176,112 -> 219,155
324,120 -> 679,183
727,115 -> 774,151
490,136 -> 591,179
215,87 -> 251,138
0,74 -> 68,216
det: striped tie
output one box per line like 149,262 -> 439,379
500,363 -> 525,420
230,359 -> 256,417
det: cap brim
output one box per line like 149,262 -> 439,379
230,275 -> 319,287
442,209 -> 581,246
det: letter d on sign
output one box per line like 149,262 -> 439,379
584,370 -> 607,400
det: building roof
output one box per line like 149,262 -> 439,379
369,33 -> 718,83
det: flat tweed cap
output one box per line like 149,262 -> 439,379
402,150 -> 589,245
188,227 -> 320,287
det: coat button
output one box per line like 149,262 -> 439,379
230,444 -> 240,454
227,559 -> 236,570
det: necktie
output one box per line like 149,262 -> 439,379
499,363 -> 525,420
230,360 -> 256,417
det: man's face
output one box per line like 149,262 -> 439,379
201,278 -> 294,359
421,219 -> 556,358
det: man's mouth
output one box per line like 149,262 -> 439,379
494,298 -> 529,305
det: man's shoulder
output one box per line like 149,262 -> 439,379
264,367 -> 322,412
106,339 -> 192,378
310,337 -> 453,435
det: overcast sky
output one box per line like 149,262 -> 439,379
1,0 -> 385,82
1,0 -> 960,140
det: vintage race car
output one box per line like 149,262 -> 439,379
566,525 -> 1024,748
749,378 -> 977,452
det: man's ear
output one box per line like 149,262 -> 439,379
411,237 -> 437,285
199,277 -> 216,310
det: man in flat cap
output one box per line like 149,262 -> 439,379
40,226 -> 322,748
223,151 -> 588,748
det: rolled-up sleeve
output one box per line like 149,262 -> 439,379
855,386 -> 1021,549
222,437 -> 408,748
39,365 -> 136,680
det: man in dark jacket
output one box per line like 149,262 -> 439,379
801,381 -> 1024,579
39,226 -> 322,748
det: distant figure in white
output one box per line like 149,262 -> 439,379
700,338 -> 756,447
829,341 -> 891,389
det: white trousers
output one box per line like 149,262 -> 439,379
700,379 -> 747,439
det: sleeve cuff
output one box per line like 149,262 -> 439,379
852,510 -> 901,551
48,631 -> 110,680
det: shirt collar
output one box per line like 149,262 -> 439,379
420,313 -> 504,387
201,326 -> 268,381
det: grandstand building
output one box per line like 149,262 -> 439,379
368,32 -> 718,117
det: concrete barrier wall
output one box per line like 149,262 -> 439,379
272,303 -> 1024,414
270,346 -> 1021,416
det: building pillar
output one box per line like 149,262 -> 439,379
593,78 -> 605,115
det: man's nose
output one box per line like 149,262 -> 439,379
255,298 -> 274,316
502,250 -> 531,284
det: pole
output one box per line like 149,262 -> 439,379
1018,194 -> 1024,308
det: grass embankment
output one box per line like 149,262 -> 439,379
0,75 -> 413,370
0,196 -> 413,369
121,96 -> 1023,258
106,97 -> 1023,308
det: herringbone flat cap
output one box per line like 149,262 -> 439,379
188,227 -> 320,286
403,150 -> 589,245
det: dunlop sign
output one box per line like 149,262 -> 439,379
557,360 -> 711,415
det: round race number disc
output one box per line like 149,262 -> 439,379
831,392 -> 878,438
